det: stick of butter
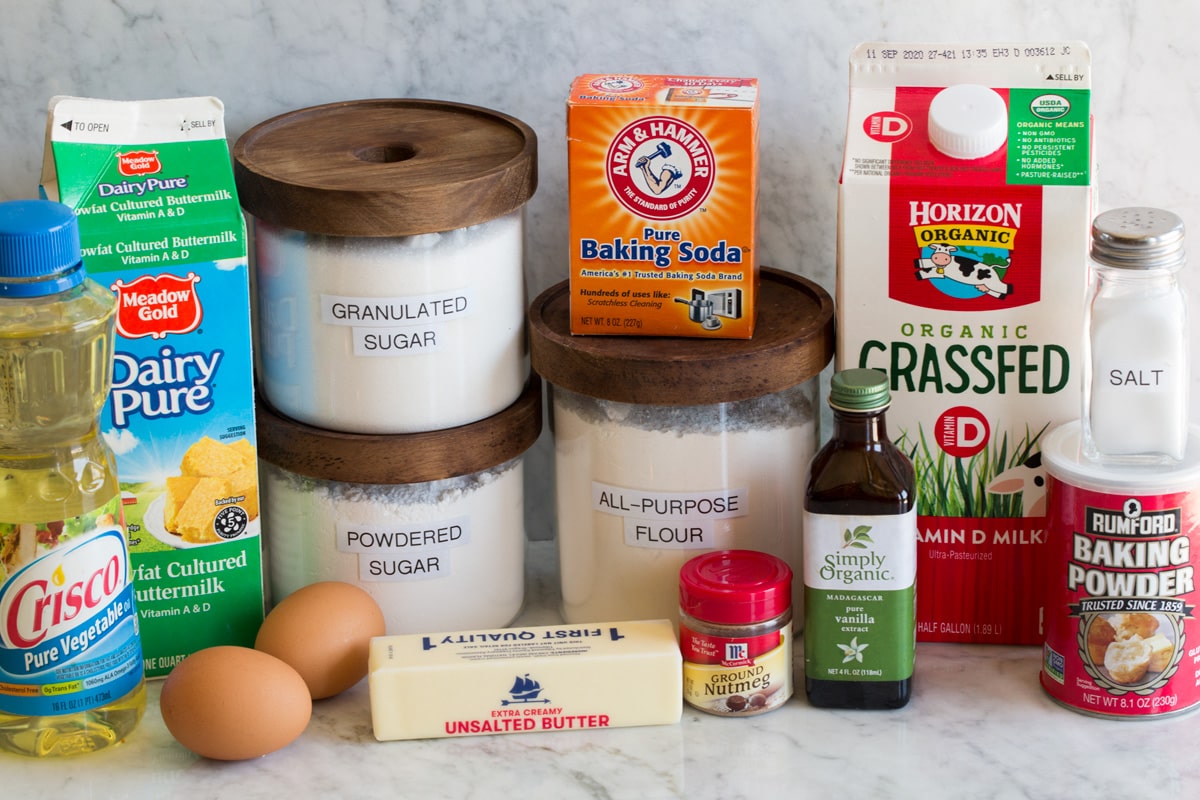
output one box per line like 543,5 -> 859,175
368,619 -> 682,740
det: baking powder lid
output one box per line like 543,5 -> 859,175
256,376 -> 543,485
233,99 -> 537,237
1043,420 -> 1200,494
528,268 -> 834,405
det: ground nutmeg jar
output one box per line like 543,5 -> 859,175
679,549 -> 794,716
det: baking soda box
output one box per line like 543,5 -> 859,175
567,74 -> 758,337
836,43 -> 1094,644
40,96 -> 264,676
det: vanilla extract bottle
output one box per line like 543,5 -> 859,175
803,369 -> 916,709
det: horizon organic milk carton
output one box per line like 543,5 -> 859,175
836,43 -> 1095,644
40,96 -> 264,676
567,74 -> 759,337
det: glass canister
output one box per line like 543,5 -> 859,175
256,377 -> 542,634
529,268 -> 834,626
234,99 -> 537,434
1083,207 -> 1188,464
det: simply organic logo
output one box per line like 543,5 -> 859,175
606,115 -> 715,221
110,272 -> 202,340
1,529 -> 128,651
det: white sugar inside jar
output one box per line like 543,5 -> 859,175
253,211 -> 526,433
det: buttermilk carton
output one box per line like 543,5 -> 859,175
40,96 -> 264,676
836,43 -> 1094,644
567,74 -> 758,337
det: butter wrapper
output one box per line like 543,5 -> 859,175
369,619 -> 682,740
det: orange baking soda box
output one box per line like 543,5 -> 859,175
567,75 -> 758,337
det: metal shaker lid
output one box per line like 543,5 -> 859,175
1090,207 -> 1186,271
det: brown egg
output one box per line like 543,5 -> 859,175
255,581 -> 387,700
160,646 -> 312,761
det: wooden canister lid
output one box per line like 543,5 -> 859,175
529,268 -> 834,405
257,376 -> 543,484
233,99 -> 537,237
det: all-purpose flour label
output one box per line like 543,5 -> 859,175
836,43 -> 1094,644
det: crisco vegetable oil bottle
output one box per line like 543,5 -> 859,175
0,200 -> 145,756
803,368 -> 916,709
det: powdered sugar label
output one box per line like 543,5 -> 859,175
337,517 -> 469,582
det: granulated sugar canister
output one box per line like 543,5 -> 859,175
1041,420 -> 1200,719
256,378 -> 542,634
234,99 -> 537,434
529,268 -> 834,625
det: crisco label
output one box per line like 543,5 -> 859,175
0,497 -> 143,716
1041,477 -> 1199,717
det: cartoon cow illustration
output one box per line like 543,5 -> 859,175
986,451 -> 1046,517
915,243 -> 1012,299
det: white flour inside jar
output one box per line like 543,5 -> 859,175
254,209 -> 527,434
552,384 -> 817,625
262,457 -> 526,634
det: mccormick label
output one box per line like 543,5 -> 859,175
567,74 -> 758,337
1041,474 -> 1200,718
40,96 -> 264,677
836,43 -> 1095,644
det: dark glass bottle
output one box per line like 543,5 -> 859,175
803,368 -> 916,709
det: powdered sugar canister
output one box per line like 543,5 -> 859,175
256,378 -> 542,634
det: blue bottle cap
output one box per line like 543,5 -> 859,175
0,199 -> 86,298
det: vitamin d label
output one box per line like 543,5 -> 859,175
0,498 -> 144,716
803,510 -> 917,682
1041,477 -> 1200,718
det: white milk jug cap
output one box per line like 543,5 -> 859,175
928,84 -> 1008,160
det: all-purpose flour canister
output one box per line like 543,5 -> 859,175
529,268 -> 834,626
256,378 -> 542,635
234,99 -> 537,434
1041,420 -> 1200,719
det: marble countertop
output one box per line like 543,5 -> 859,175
8,540 -> 1199,799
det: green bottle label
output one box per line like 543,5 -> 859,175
803,510 -> 917,682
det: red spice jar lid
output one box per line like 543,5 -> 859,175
679,550 -> 792,625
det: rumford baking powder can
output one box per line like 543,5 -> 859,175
1041,420 -> 1200,718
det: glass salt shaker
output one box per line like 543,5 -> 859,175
1083,207 -> 1188,464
